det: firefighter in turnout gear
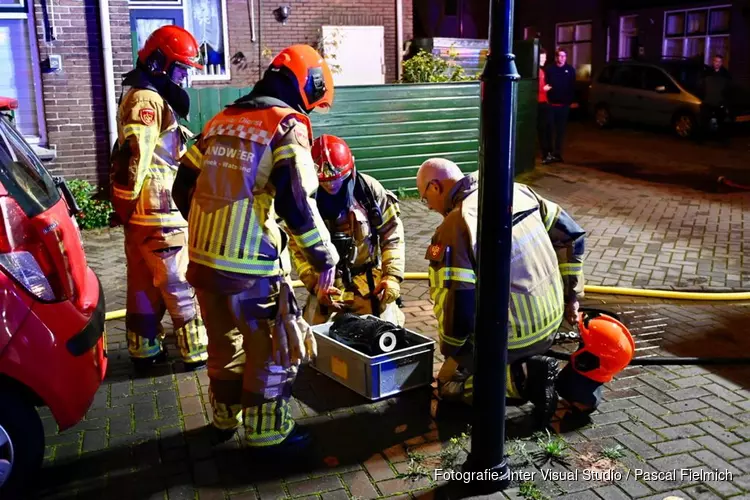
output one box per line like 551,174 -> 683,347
417,158 -> 586,429
110,25 -> 209,369
171,44 -> 339,452
288,134 -> 406,327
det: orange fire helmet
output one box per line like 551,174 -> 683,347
312,135 -> 354,182
138,25 -> 204,73
570,312 -> 635,383
268,45 -> 334,113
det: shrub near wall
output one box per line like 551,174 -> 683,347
68,179 -> 113,230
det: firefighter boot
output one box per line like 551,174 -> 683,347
522,355 -> 560,429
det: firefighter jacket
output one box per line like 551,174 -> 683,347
288,172 -> 405,292
426,171 -> 585,361
111,86 -> 189,228
178,97 -> 338,283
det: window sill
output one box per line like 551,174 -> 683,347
191,74 -> 231,83
32,144 -> 57,162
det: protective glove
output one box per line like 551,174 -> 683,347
317,265 -> 336,294
564,299 -> 580,326
374,275 -> 400,305
284,315 -> 317,363
272,281 -> 304,368
299,269 -> 319,294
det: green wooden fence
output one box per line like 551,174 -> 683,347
183,65 -> 539,193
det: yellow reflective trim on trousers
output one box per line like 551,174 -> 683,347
293,227 -> 322,249
113,186 -> 138,200
272,145 -> 296,163
244,401 -> 295,447
560,262 -> 583,276
377,204 -> 399,229
381,249 -> 399,262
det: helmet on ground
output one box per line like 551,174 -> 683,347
313,135 -> 354,182
138,25 -> 204,78
570,312 -> 635,383
268,45 -> 334,113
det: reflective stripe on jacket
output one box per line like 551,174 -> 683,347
426,172 -> 584,360
182,101 -> 338,278
111,88 -> 188,228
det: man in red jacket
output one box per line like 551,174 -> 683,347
537,48 -> 554,164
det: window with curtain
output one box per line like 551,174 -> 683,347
663,6 -> 730,66
555,21 -> 593,81
128,0 -> 230,81
0,1 -> 43,142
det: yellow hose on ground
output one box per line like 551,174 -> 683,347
103,272 -> 750,321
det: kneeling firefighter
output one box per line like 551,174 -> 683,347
109,25 -> 208,368
171,44 -> 340,452
417,159 -> 586,429
288,134 -> 406,326
551,311 -> 634,432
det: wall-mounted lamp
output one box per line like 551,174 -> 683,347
273,6 -> 291,25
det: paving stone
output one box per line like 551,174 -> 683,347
654,438 -> 703,455
286,475 -> 343,496
614,434 -> 661,460
342,471 -> 379,499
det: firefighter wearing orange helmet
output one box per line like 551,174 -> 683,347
287,134 -> 406,326
109,25 -> 208,369
171,45 -> 339,453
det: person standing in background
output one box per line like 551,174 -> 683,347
537,48 -> 554,165
544,48 -> 576,163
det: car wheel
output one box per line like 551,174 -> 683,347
0,391 -> 44,499
594,105 -> 612,129
674,113 -> 696,139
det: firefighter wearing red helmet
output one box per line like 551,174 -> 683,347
109,25 -> 208,369
287,134 -> 406,326
170,45 -> 339,454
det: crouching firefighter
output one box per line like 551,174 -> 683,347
288,134 -> 406,326
417,158 -> 586,429
109,25 -> 208,369
171,45 -> 340,452
551,311 -> 634,433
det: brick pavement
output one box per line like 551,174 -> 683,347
31,163 -> 750,500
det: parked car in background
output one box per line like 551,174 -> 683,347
0,97 -> 107,498
589,58 -> 750,138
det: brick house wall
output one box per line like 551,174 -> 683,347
28,0 -> 411,186
31,0 -> 133,186
215,0 -> 413,86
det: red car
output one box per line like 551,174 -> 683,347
0,98 -> 107,497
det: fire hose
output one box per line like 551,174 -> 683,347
102,274 -> 750,365
104,271 -> 750,321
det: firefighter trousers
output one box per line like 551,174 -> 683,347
124,225 -> 209,364
195,278 -> 299,447
436,334 -> 556,405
